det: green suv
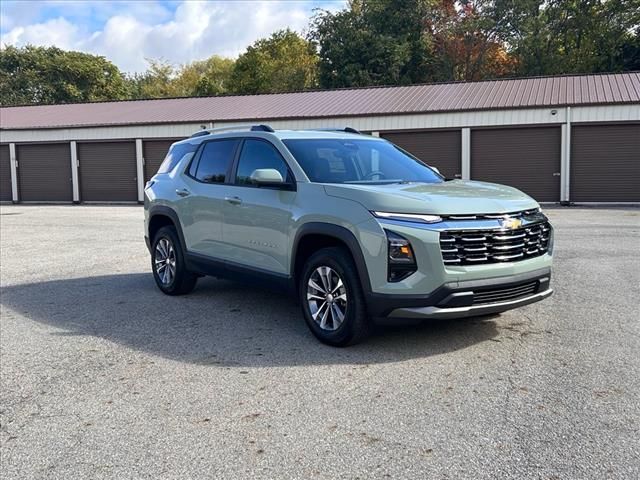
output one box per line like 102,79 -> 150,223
144,125 -> 553,346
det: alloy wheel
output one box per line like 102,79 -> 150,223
307,266 -> 348,331
154,237 -> 176,286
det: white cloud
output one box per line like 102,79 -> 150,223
1,17 -> 80,50
0,0 -> 346,73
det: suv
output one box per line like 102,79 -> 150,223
144,125 -> 553,346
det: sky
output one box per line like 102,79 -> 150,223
0,0 -> 346,73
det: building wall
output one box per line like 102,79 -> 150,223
1,104 -> 638,204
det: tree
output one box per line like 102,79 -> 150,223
0,45 -> 128,106
127,56 -> 235,99
174,56 -> 235,96
501,0 -> 640,75
620,27 -> 640,71
310,0 -> 439,88
429,0 -> 518,81
230,29 -> 318,94
126,59 -> 175,99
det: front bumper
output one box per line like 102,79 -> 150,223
388,287 -> 552,319
366,267 -> 552,319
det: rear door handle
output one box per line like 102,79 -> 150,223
176,188 -> 190,197
225,196 -> 242,205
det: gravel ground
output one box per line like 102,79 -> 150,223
1,205 -> 639,480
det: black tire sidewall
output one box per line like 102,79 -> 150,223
151,226 -> 188,295
299,248 -> 366,346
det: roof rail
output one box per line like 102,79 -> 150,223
306,127 -> 363,135
190,124 -> 275,138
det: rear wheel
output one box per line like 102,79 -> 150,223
299,247 -> 370,346
151,226 -> 197,295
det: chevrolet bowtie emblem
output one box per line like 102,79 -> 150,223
501,218 -> 522,230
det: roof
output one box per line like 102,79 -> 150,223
1,72 -> 638,130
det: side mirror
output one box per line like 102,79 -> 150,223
249,168 -> 284,185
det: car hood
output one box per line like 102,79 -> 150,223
323,180 -> 539,215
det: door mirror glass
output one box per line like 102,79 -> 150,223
249,168 -> 284,185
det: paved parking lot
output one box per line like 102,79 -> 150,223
1,205 -> 639,479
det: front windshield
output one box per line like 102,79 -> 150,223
282,138 -> 444,184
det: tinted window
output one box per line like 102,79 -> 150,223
193,140 -> 239,183
283,139 -> 444,184
235,139 -> 290,185
157,142 -> 198,174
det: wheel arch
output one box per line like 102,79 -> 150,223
148,205 -> 187,253
291,223 -> 372,294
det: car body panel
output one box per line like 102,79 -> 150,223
324,180 -> 539,215
144,128 -> 553,319
221,185 -> 296,274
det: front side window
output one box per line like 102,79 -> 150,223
193,139 -> 239,183
157,142 -> 198,174
282,138 -> 444,184
235,139 -> 290,185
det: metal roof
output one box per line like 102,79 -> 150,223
1,72 -> 638,130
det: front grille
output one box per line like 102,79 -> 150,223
440,222 -> 551,266
472,281 -> 539,305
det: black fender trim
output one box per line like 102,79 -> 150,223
291,222 -> 373,295
148,205 -> 187,253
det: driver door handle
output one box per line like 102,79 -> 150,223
176,188 -> 190,197
225,196 -> 242,205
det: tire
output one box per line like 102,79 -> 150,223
299,247 -> 370,346
151,225 -> 198,295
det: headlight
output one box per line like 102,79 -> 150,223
385,230 -> 417,282
372,211 -> 442,224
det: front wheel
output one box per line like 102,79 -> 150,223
151,226 -> 197,295
299,247 -> 370,346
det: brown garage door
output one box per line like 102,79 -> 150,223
143,139 -> 179,182
471,127 -> 561,202
16,143 -> 73,202
78,141 -> 137,202
0,145 -> 11,201
571,124 -> 640,202
381,130 -> 461,178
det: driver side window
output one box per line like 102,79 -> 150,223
235,139 -> 290,185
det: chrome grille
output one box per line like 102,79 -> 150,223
472,281 -> 539,305
441,208 -> 540,221
440,222 -> 551,266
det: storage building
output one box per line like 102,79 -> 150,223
1,72 -> 638,204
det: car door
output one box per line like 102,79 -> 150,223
222,138 -> 296,275
179,138 -> 240,259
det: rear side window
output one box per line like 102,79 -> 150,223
192,139 -> 239,183
157,142 -> 198,174
235,139 -> 290,185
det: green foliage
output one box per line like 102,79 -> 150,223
311,0 -> 439,88
0,45 -> 128,106
2,1 -> 638,106
230,29 -> 318,94
312,0 -> 640,86
180,56 -> 235,96
496,0 -> 640,75
126,56 -> 235,99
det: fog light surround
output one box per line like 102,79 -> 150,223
385,230 -> 417,282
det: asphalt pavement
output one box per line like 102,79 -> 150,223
1,205 -> 638,479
